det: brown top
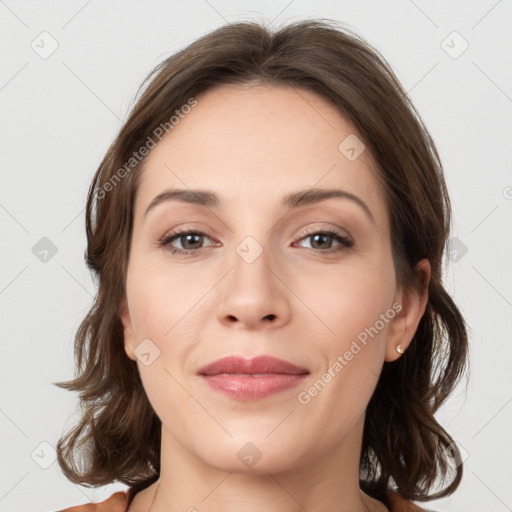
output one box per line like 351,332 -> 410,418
59,489 -> 431,511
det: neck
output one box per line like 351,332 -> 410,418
147,414 -> 387,512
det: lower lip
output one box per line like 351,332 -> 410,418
201,373 -> 308,400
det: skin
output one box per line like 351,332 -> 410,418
119,83 -> 431,512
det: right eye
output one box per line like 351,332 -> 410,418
159,229 -> 216,255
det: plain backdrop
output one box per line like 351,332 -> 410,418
1,1 -> 511,511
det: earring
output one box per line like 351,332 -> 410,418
396,344 -> 404,354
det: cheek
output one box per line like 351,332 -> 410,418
136,356 -> 207,444
293,261 -> 395,343
292,261 -> 395,410
126,250 -> 211,339
127,263 -> 206,423
124,256 -> 210,416
295,274 -> 394,436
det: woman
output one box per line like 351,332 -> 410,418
56,19 -> 468,512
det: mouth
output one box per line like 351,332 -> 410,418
197,355 -> 310,400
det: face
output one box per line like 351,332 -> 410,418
119,84 -> 428,474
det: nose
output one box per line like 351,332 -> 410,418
216,243 -> 291,330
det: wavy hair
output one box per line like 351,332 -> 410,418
55,18 -> 469,506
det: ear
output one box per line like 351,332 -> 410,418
119,296 -> 136,361
385,259 -> 431,362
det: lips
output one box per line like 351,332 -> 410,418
197,356 -> 310,400
197,355 -> 309,376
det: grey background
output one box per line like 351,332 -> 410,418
1,1 -> 511,511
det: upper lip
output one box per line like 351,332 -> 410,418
197,356 -> 309,376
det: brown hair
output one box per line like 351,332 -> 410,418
54,18 -> 469,505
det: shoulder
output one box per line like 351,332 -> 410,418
59,488 -> 439,512
386,490 -> 441,511
59,491 -> 129,512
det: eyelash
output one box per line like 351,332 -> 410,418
158,227 -> 354,256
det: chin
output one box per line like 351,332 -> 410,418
195,435 -> 307,475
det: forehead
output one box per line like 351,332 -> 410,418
134,84 -> 388,224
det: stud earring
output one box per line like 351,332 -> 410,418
396,344 -> 404,354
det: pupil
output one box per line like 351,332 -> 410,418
183,234 -> 201,249
312,234 -> 330,249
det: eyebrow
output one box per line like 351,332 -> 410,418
144,187 -> 375,223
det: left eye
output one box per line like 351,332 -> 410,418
294,230 -> 353,252
159,229 -> 353,255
